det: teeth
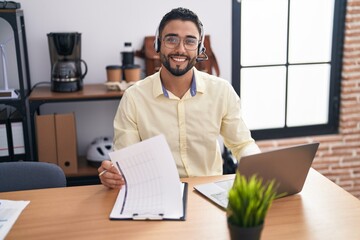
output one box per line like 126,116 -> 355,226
172,57 -> 186,62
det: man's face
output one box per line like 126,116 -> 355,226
159,20 -> 200,76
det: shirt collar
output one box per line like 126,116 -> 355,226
161,70 -> 197,98
153,68 -> 205,98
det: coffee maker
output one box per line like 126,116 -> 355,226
47,32 -> 87,92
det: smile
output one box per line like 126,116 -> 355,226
170,55 -> 188,63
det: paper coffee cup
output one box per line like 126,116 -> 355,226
124,65 -> 141,82
106,65 -> 122,82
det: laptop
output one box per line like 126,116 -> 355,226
193,142 -> 320,209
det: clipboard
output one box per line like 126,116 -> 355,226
108,135 -> 188,221
110,182 -> 188,221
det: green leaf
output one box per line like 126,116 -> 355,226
227,172 -> 281,227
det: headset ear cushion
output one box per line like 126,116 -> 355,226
153,37 -> 161,53
198,43 -> 205,55
156,38 -> 161,53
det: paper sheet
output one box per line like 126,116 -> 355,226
0,199 -> 30,239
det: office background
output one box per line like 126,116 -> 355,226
15,0 -> 360,199
17,0 -> 230,154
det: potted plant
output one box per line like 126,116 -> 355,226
227,172 -> 284,240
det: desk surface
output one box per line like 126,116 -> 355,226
1,169 -> 360,240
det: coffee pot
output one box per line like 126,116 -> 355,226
47,32 -> 87,92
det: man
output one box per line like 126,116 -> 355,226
98,7 -> 260,189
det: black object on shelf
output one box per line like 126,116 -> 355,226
0,1 -> 21,9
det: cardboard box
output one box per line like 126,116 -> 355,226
55,113 -> 78,174
35,113 -> 78,174
35,114 -> 57,164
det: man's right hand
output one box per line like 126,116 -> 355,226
98,160 -> 125,189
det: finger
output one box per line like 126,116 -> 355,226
98,161 -> 109,173
100,177 -> 125,189
99,170 -> 125,186
101,160 -> 113,170
108,165 -> 120,174
98,160 -> 116,175
102,170 -> 123,180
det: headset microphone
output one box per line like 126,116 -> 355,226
196,48 -> 208,62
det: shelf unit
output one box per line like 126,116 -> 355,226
28,83 -> 123,185
0,9 -> 32,162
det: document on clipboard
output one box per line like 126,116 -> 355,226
109,135 -> 187,221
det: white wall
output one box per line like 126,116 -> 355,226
18,0 -> 232,155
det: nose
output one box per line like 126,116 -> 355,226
174,40 -> 187,52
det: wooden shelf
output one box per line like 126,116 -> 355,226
65,157 -> 101,186
29,83 -> 123,101
28,84 -> 121,185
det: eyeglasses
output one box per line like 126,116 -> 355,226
162,35 -> 200,51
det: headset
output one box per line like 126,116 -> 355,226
154,22 -> 208,62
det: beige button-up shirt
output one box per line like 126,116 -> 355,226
113,68 -> 260,177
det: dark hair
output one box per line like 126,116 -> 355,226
158,7 -> 203,38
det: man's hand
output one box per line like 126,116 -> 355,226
98,160 -> 125,189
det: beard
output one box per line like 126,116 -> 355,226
160,53 -> 197,76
